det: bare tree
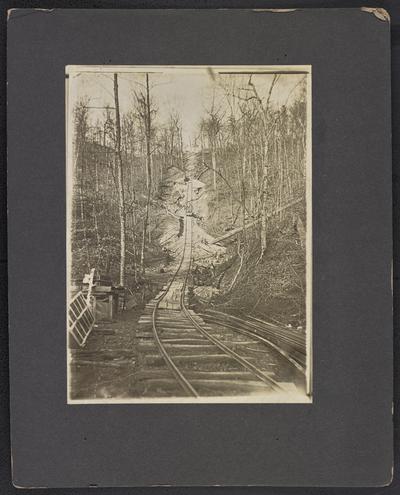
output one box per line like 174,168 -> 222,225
247,74 -> 279,259
73,99 -> 92,270
135,73 -> 153,274
113,73 -> 127,286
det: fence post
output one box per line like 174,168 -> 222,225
86,268 -> 96,307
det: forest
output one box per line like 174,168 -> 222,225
70,69 -> 308,328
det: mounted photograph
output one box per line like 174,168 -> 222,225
66,65 -> 312,403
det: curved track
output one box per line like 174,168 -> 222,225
199,310 -> 306,373
135,181 -> 302,398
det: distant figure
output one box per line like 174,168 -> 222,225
175,194 -> 184,204
177,217 -> 184,237
210,262 -> 216,279
193,265 -> 200,285
294,216 -> 306,248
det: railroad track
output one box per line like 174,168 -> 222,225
133,181 -> 302,398
199,310 -> 307,372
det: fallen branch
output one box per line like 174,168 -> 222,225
211,198 -> 302,245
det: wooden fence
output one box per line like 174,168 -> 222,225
68,268 -> 96,347
68,291 -> 95,347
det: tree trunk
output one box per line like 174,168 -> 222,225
211,145 -> 217,191
140,73 -> 152,274
77,134 -> 91,271
241,146 -> 247,245
113,73 -> 126,287
247,74 -> 278,260
260,139 -> 268,258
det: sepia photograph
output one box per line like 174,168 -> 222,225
66,65 -> 312,403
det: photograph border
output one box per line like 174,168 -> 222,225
66,64 -> 313,404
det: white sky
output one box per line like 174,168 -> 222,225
69,68 -> 306,147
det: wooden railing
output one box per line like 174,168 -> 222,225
68,291 -> 95,347
68,268 -> 96,347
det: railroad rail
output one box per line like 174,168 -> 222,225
134,180 -> 304,398
199,310 -> 306,373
